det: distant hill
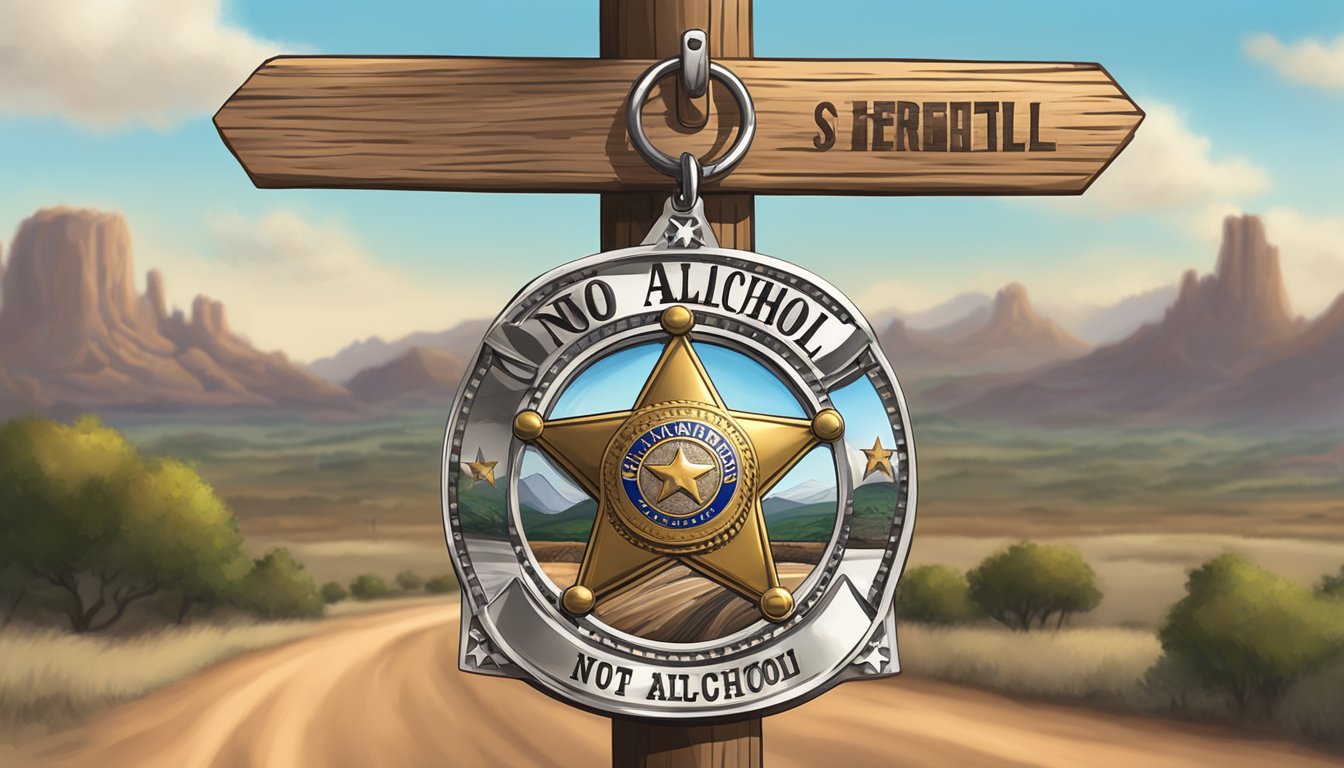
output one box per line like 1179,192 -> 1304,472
1045,284 -> 1178,345
0,208 -> 357,418
1187,294 -> 1344,427
878,283 -> 1091,378
764,482 -> 899,544
346,346 -> 466,405
518,473 -> 587,515
308,319 -> 488,383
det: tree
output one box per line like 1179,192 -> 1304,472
424,575 -> 456,594
896,564 -> 978,624
236,549 -> 324,619
1318,565 -> 1344,599
321,581 -> 349,604
395,570 -> 424,591
0,416 -> 250,632
349,573 -> 393,600
1158,554 -> 1344,719
966,541 -> 1102,631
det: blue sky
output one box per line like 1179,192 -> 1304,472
1,1 -> 1341,360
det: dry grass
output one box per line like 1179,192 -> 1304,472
0,621 -> 318,733
899,624 -> 1163,707
899,623 -> 1344,745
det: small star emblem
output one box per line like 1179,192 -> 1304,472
666,216 -> 704,248
466,624 -> 507,668
861,437 -> 895,480
853,641 -> 891,674
465,448 -> 498,488
645,447 -> 716,503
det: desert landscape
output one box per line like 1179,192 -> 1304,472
1,204 -> 1341,765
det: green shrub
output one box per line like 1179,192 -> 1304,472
1157,554 -> 1344,719
349,573 -> 394,600
424,575 -> 457,594
1318,565 -> 1344,599
394,570 -> 424,591
0,416 -> 250,632
896,565 -> 979,624
320,581 -> 348,604
236,549 -> 323,619
967,541 -> 1102,631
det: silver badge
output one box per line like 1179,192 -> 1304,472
442,195 -> 917,720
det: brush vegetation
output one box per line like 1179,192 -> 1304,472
0,621 -> 317,732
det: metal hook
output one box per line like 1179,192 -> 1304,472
680,30 -> 708,99
672,152 -> 702,212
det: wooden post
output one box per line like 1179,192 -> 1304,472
601,1 -> 760,766
599,0 -> 754,253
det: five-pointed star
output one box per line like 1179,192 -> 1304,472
646,447 -> 716,503
465,448 -> 498,489
512,306 -> 845,621
668,217 -> 701,248
861,437 -> 895,480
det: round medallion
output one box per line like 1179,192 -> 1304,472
604,403 -> 756,554
442,206 -> 918,721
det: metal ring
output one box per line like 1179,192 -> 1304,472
672,152 -> 701,212
626,58 -> 756,181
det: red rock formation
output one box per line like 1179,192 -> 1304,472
945,283 -> 1090,359
0,207 -> 357,415
946,214 -> 1310,424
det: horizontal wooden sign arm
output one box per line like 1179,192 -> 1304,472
214,56 -> 1143,195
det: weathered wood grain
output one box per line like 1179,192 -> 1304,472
215,57 -> 1142,195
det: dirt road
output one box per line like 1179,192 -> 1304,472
17,603 -> 1339,767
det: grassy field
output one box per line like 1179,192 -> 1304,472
0,597 -> 445,740
898,623 -> 1344,745
111,411 -> 1344,543
0,621 -> 317,736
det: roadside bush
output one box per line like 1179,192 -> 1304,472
320,581 -> 349,604
236,549 -> 324,619
349,573 -> 394,600
1318,565 -> 1344,599
1157,554 -> 1344,719
395,570 -> 424,591
896,565 -> 979,624
967,541 -> 1102,632
424,575 -> 457,594
0,416 -> 250,632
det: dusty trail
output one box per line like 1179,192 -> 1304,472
16,602 -> 1339,767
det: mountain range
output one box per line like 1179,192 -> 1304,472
936,215 -> 1343,427
0,207 -> 1337,429
878,282 -> 1092,377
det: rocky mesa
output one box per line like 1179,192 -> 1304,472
0,207 -> 358,416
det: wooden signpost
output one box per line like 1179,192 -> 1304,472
215,1 -> 1142,765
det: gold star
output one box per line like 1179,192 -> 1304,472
466,448 -> 498,489
646,447 -> 715,503
862,437 -> 895,480
512,305 -> 846,622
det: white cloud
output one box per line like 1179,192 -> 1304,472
147,210 -> 495,361
0,0 -> 288,129
1074,102 -> 1269,213
1245,33 -> 1344,91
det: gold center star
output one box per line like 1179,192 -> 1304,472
861,437 -> 895,480
466,448 -> 498,489
646,446 -> 716,503
511,305 -> 847,622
